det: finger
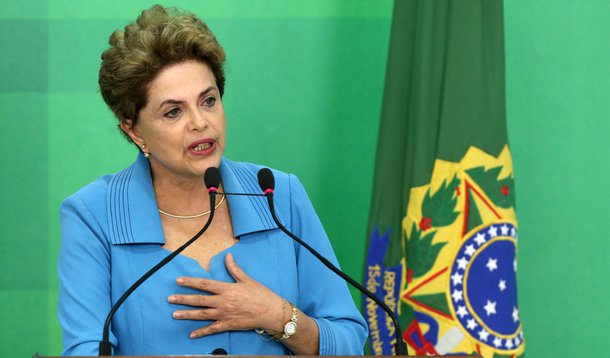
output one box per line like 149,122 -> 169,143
168,293 -> 219,308
172,307 -> 219,321
190,320 -> 229,339
225,252 -> 250,283
176,276 -> 228,294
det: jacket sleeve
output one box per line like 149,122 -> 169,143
57,192 -> 117,356
287,174 -> 368,355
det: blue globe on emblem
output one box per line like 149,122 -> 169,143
449,223 -> 524,351
467,239 -> 519,334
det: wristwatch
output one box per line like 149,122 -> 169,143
280,302 -> 298,340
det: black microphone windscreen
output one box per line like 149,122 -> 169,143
212,348 -> 228,355
204,167 -> 221,189
257,168 -> 275,192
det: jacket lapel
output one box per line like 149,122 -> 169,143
107,154 -> 284,245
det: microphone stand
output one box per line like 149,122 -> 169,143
263,190 -> 409,356
99,190 -> 218,356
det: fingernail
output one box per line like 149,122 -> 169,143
190,332 -> 198,339
176,277 -> 184,284
173,311 -> 182,318
168,296 -> 176,303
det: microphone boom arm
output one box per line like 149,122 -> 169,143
99,191 -> 218,356
264,192 -> 408,356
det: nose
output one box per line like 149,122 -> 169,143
189,106 -> 208,131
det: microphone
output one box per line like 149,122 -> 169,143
211,348 -> 228,355
256,168 -> 408,356
205,166 -> 221,193
99,167 -> 221,356
257,168 -> 275,194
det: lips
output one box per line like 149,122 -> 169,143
188,138 -> 216,156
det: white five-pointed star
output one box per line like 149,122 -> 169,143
510,227 -> 516,237
466,319 -> 478,330
514,259 -> 517,272
474,233 -> 486,246
457,257 -> 469,270
488,226 -> 498,237
493,337 -> 502,347
483,300 -> 497,316
500,224 -> 509,235
498,280 -> 507,291
456,305 -> 468,318
465,244 -> 476,257
451,271 -> 463,286
506,339 -> 514,349
515,337 -> 521,347
478,329 -> 490,342
486,258 -> 498,272
452,289 -> 464,302
512,306 -> 519,323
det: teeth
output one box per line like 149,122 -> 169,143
193,142 -> 212,151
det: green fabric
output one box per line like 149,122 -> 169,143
367,0 -> 508,265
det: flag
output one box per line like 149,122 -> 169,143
363,1 -> 525,356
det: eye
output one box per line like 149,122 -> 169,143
202,96 -> 216,107
164,108 -> 182,118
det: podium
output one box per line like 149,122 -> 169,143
39,355 -> 481,358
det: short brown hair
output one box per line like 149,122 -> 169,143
98,5 -> 226,140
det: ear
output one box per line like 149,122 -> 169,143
120,119 -> 145,147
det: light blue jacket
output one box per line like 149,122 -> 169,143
58,153 -> 368,356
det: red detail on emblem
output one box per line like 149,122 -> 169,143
403,267 -> 453,320
462,180 -> 503,237
405,320 -> 439,356
462,185 -> 471,238
455,186 -> 461,196
501,185 -> 510,196
419,217 -> 432,231
407,268 -> 414,283
475,344 -> 482,355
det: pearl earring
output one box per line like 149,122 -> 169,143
141,144 -> 150,158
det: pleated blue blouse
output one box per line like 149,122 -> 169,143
58,153 -> 367,356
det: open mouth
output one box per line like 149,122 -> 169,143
189,139 -> 216,155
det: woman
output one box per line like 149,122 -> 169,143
57,4 -> 367,356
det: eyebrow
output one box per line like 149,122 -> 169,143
158,86 -> 216,109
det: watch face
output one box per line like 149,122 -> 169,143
284,321 -> 297,335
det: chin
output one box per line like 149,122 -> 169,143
196,158 -> 222,175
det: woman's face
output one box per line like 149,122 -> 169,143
122,60 -> 226,182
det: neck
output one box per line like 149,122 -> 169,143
151,169 -> 219,215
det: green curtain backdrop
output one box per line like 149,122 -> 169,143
0,1 -> 607,357
504,1 -> 610,356
0,1 -> 392,355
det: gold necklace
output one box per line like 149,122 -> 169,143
158,195 -> 225,219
